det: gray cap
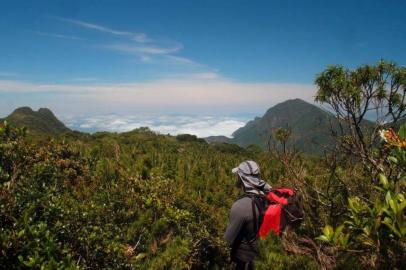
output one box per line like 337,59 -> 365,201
231,160 -> 260,175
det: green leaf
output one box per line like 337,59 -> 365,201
387,156 -> 398,164
348,197 -> 359,213
385,192 -> 392,205
373,186 -> 385,192
379,174 -> 389,189
17,229 -> 25,238
23,257 -> 36,267
315,235 -> 330,242
333,224 -> 345,243
399,123 -> 406,139
362,226 -> 370,236
399,200 -> 406,212
340,234 -> 350,248
388,199 -> 397,214
382,218 -> 401,237
135,252 -> 147,260
322,225 -> 334,239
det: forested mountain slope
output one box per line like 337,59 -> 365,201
207,99 -> 339,155
1,107 -> 70,136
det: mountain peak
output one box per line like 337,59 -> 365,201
4,107 -> 70,136
227,99 -> 336,155
282,98 -> 312,106
282,98 -> 307,104
265,98 -> 316,112
12,106 -> 34,115
38,108 -> 54,115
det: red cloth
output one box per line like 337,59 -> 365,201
267,188 -> 294,205
259,188 -> 295,237
258,204 -> 282,237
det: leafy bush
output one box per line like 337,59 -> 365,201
317,126 -> 406,269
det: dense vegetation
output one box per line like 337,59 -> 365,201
1,107 -> 69,136
1,61 -> 405,269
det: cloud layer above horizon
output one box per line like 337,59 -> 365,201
63,114 -> 249,138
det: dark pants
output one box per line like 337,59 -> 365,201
235,259 -> 255,270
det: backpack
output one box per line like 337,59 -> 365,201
250,188 -> 304,238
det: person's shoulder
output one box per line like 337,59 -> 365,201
231,196 -> 252,213
234,196 -> 252,204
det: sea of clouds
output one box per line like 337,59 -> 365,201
63,114 -> 250,138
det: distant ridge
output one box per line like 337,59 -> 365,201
206,99 -> 339,155
1,107 -> 70,135
204,135 -> 232,144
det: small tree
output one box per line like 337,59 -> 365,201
268,127 -> 293,154
314,61 -> 406,269
315,60 -> 406,172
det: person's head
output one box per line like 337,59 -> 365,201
232,160 -> 260,177
232,160 -> 262,193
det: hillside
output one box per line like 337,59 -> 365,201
206,99 -> 338,155
1,107 -> 70,136
204,135 -> 232,144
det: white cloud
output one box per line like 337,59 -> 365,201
104,43 -> 182,55
164,55 -> 199,66
59,18 -> 149,43
66,114 -> 248,137
59,18 -> 196,65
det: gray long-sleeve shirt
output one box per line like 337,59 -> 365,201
224,196 -> 259,262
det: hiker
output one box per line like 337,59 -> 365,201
224,160 -> 272,270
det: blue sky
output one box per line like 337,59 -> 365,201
1,0 -> 406,136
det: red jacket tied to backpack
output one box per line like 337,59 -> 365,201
253,188 -> 304,238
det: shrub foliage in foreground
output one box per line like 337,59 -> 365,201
0,61 -> 405,270
1,122 -> 405,269
0,122 -> 238,269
